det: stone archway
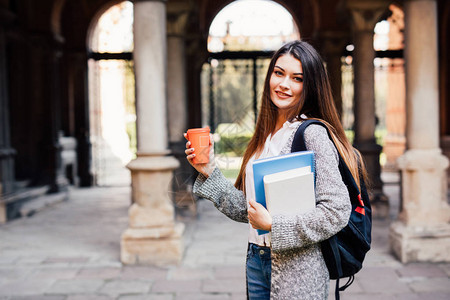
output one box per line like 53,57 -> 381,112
86,1 -> 135,187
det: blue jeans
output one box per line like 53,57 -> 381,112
247,243 -> 272,300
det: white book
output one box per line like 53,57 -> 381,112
263,166 -> 315,216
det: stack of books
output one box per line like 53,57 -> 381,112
252,151 -> 316,235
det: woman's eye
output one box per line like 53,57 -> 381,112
294,77 -> 303,82
274,70 -> 283,76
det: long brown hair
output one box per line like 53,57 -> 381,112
234,40 -> 368,192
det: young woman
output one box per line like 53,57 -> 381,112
184,40 -> 366,299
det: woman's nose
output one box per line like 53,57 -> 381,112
279,77 -> 289,89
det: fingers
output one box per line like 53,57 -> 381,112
185,147 -> 195,162
248,199 -> 260,210
248,200 -> 258,225
247,201 -> 256,220
183,134 -> 194,163
248,204 -> 261,229
184,147 -> 195,155
248,210 -> 258,230
247,209 -> 255,227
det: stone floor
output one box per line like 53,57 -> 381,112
0,173 -> 449,300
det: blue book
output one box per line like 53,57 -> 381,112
252,151 -> 315,235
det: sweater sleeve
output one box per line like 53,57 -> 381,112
193,167 -> 248,223
270,124 -> 351,251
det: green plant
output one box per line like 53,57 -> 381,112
216,134 -> 251,156
215,123 -> 253,156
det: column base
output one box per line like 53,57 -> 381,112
391,149 -> 450,263
397,149 -> 450,225
51,173 -> 69,193
121,154 -> 184,266
121,222 -> 185,265
390,221 -> 450,263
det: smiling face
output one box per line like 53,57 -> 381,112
269,54 -> 304,115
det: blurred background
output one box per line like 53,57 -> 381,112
0,0 -> 449,298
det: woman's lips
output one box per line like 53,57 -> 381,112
275,90 -> 292,98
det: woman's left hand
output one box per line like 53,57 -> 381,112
248,199 -> 272,231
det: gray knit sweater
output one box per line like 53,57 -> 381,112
193,124 -> 351,299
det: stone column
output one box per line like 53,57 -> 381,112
167,12 -> 188,143
30,33 -> 67,192
390,0 -> 450,263
347,0 -> 389,218
318,31 -> 349,118
121,0 -> 184,265
67,51 -> 93,187
0,8 -> 16,223
46,35 -> 68,192
166,10 -> 196,214
186,35 -> 208,129
167,33 -> 187,141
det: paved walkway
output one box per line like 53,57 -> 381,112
0,177 -> 449,299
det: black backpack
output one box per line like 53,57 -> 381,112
291,119 -> 372,300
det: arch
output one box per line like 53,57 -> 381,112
51,0 -> 67,36
60,0 -> 126,50
207,0 -> 300,52
24,0 -> 64,35
199,0 -> 319,40
86,1 -> 135,186
86,0 -> 129,50
58,0 -> 135,187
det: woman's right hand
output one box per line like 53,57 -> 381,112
184,133 -> 217,178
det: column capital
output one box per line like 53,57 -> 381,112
167,11 -> 189,37
316,30 -> 349,55
346,0 -> 390,32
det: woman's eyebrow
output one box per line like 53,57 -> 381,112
274,65 -> 303,75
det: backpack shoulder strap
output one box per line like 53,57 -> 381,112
293,119 -> 361,196
291,119 -> 328,153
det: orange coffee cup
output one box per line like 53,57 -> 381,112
186,127 -> 211,164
